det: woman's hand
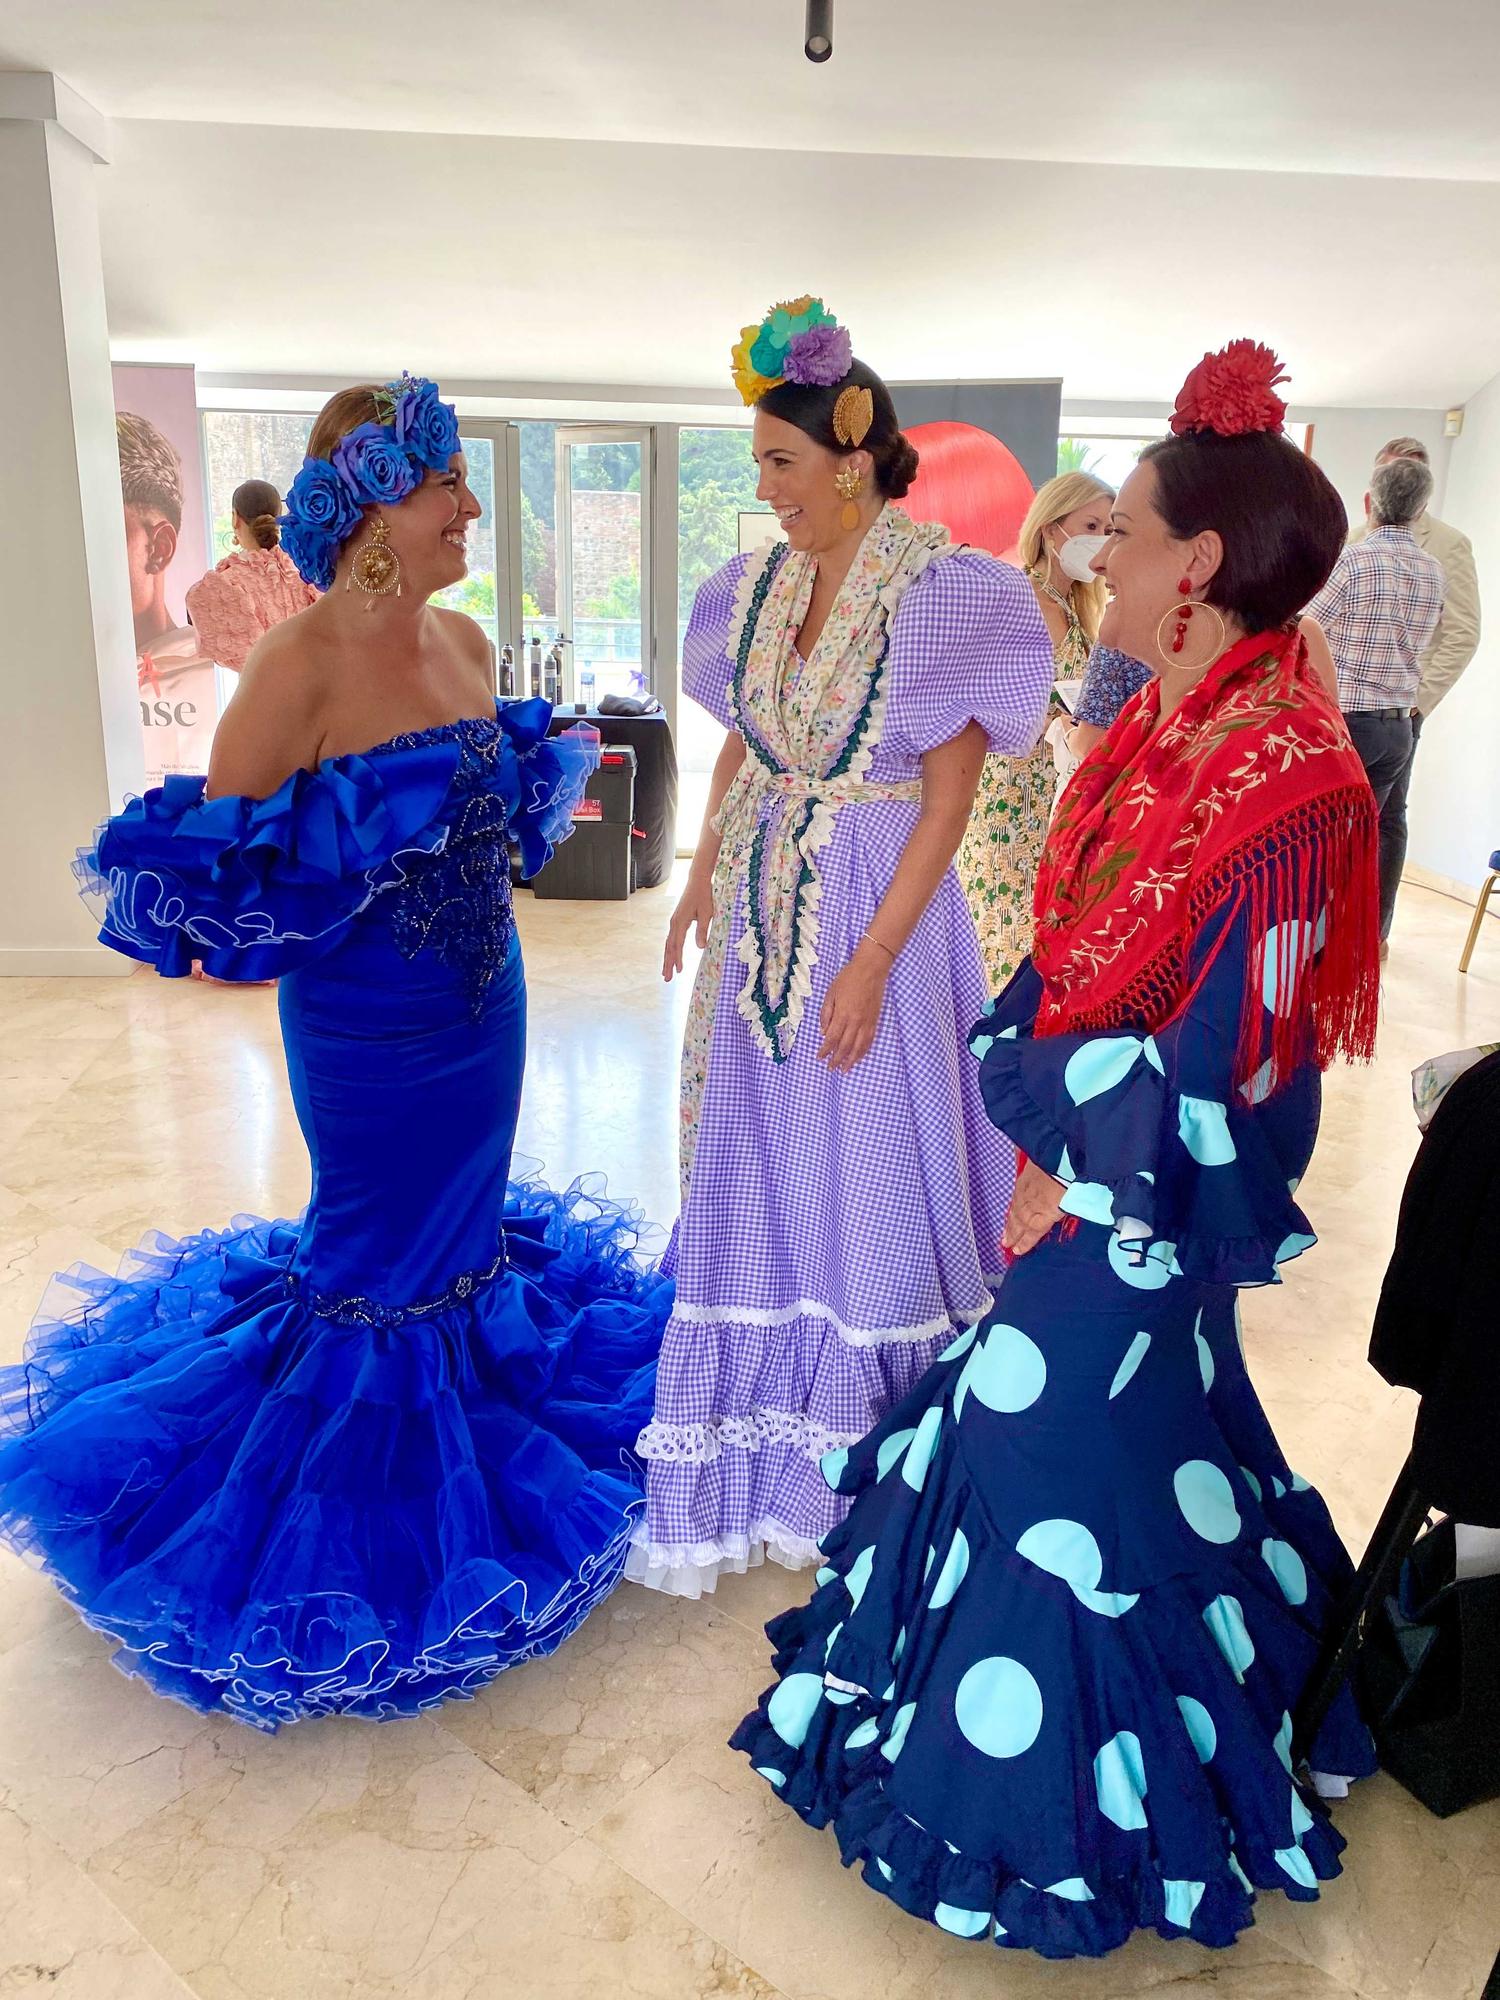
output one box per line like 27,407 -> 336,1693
1002,1159 -> 1067,1257
663,871 -> 714,982
818,940 -> 892,1070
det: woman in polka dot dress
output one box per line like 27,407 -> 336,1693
732,341 -> 1385,1958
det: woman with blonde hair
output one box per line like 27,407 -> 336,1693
958,470 -> 1113,987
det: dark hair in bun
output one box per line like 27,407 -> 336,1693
232,477 -> 284,550
758,359 -> 920,499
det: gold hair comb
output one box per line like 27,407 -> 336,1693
832,385 -> 874,449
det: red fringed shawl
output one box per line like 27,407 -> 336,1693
1032,628 -> 1380,1087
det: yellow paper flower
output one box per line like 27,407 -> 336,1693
731,325 -> 781,407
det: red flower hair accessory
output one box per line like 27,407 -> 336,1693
1170,340 -> 1290,438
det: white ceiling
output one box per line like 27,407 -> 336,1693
7,0 -> 1500,404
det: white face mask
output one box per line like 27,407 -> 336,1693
1053,532 -> 1108,584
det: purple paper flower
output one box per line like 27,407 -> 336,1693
783,324 -> 852,388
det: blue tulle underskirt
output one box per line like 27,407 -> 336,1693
0,1173 -> 669,1731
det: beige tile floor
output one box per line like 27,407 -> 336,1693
2,875 -> 1498,1999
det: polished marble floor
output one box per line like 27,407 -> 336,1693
2,876 -> 1498,1999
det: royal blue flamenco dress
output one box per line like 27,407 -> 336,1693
731,885 -> 1377,1958
0,700 -> 671,1730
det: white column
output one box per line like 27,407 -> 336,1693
0,73 -> 142,974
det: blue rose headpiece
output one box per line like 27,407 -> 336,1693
281,374 -> 461,590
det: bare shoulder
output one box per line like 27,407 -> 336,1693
430,605 -> 496,697
206,618 -> 327,800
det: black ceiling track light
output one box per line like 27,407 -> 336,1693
805,0 -> 833,62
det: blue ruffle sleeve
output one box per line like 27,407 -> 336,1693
971,904 -> 1322,1288
498,697 -> 600,879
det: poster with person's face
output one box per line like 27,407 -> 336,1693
112,363 -> 217,786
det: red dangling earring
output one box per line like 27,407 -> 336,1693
1171,576 -> 1193,655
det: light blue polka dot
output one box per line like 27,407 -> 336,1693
1044,1878 -> 1096,1902
1240,1057 -> 1278,1106
929,1529 -> 970,1610
823,1687 -> 857,1706
1203,1594 -> 1255,1682
1290,1471 -> 1312,1493
971,1034 -> 995,1059
993,1920 -> 1009,1938
955,1656 -> 1044,1759
754,1766 -> 788,1788
882,1702 -> 917,1762
1274,1231 -> 1318,1264
1196,1325 -> 1215,1392
821,1447 -> 849,1489
1260,920 -> 1319,1014
1064,1037 -> 1146,1106
1163,1879 -> 1206,1928
934,1904 -> 990,1938
1174,1461 -> 1242,1544
923,1545 -> 934,1581
845,1717 -> 880,1751
1143,1036 -> 1165,1075
902,1408 -> 943,1491
876,1427 -> 917,1480
1016,1518 -> 1139,1618
767,1672 -> 823,1749
1056,1143 -> 1076,1182
1108,1232 -> 1177,1291
1056,1181 -> 1114,1228
1291,1787 -> 1315,1838
875,1856 -> 894,1881
845,1545 -> 875,1610
1276,1844 -> 1317,1889
1176,1695 -> 1217,1763
1274,1711 -> 1294,1774
1109,1331 -> 1152,1398
1262,1538 -> 1309,1605
1240,1465 -> 1263,1503
939,1322 -> 978,1364
1179,1095 -> 1237,1166
1229,1853 -> 1254,1895
825,1621 -> 843,1660
998,1024 -> 1019,1039
892,1626 -> 907,1664
956,1322 -> 1047,1417
1271,1475 -> 1288,1500
1093,1730 -> 1149,1830
816,1565 -> 838,1587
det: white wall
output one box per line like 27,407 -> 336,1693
1407,366 -> 1500,898
1294,407 -> 1454,532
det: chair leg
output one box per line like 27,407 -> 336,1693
1459,872 -> 1498,975
1292,1452 -> 1428,1766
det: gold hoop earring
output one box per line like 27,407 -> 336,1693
834,462 -> 864,533
348,517 -> 402,604
1154,595 -> 1225,672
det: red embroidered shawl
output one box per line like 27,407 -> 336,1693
1032,628 -> 1380,1086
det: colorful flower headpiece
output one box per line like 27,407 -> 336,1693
731,296 -> 854,407
1170,340 -> 1290,439
281,373 -> 461,590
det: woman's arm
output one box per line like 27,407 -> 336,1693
1297,615 -> 1340,703
205,631 -> 320,801
818,720 -> 987,1069
1066,718 -> 1109,761
663,728 -> 748,980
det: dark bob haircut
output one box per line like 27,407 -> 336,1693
1138,430 -> 1347,632
758,359 -> 920,500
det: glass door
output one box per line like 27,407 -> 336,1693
432,420 -> 520,693
553,426 -> 652,710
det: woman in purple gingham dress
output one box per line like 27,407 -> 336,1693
628,361 -> 1053,1594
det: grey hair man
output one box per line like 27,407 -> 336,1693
1307,456 -> 1446,945
1347,436 -> 1482,944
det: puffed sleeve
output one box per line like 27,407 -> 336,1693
184,565 -> 262,673
1073,645 -> 1153,729
495,697 -> 600,878
681,554 -> 751,731
882,549 -> 1054,757
76,740 -> 464,982
970,895 -> 1323,1288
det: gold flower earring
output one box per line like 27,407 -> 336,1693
834,462 -> 864,533
348,517 -> 402,606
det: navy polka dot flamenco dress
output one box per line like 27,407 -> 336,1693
731,874 -> 1376,1959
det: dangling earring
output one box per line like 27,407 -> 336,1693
1154,575 -> 1225,671
834,462 -> 864,533
347,517 -> 402,606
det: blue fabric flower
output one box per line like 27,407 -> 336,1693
281,458 -> 363,588
394,379 -> 461,470
332,423 -> 421,507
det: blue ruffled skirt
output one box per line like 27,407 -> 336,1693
0,1174 -> 669,1731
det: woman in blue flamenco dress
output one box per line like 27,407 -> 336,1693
732,342 -> 1386,1956
0,376 -> 670,1730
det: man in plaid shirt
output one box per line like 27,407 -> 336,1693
1305,456 -> 1444,947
